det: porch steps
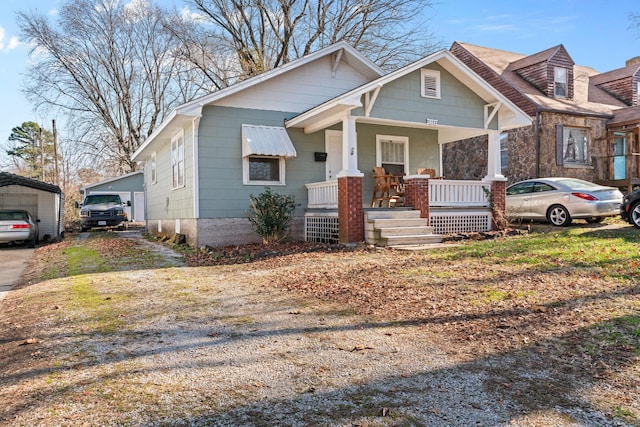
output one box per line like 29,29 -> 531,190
364,210 -> 443,247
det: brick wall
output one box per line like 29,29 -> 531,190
490,180 -> 507,230
337,176 -> 363,244
404,177 -> 430,221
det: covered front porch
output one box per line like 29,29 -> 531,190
305,177 -> 496,244
284,49 -> 530,245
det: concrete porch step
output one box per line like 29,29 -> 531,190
384,234 -> 444,247
365,210 -> 422,220
372,218 -> 428,228
364,209 -> 443,247
378,226 -> 435,237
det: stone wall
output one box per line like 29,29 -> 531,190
443,112 -> 609,185
440,129 -> 536,183
442,136 -> 488,181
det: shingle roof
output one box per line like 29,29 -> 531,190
590,63 -> 640,85
0,171 -> 62,194
609,106 -> 640,126
451,42 -> 625,117
509,45 -> 573,71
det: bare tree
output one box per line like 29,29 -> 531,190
631,13 -> 640,39
18,0 -> 208,174
183,0 -> 441,86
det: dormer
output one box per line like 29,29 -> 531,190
507,45 -> 575,100
590,58 -> 640,106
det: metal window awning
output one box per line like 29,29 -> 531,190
242,124 -> 297,158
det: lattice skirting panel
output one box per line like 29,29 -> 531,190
429,210 -> 492,234
304,213 -> 339,243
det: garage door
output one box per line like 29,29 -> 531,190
0,194 -> 38,218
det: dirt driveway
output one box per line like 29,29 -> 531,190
0,228 -> 637,426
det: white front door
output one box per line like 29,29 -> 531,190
325,130 -> 343,181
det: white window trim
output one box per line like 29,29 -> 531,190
243,155 -> 286,186
376,135 -> 409,175
421,69 -> 441,99
554,66 -> 567,98
171,130 -> 185,189
150,152 -> 157,185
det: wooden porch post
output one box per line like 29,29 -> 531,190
337,115 -> 364,244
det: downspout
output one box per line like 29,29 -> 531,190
192,117 -> 200,220
535,111 -> 541,177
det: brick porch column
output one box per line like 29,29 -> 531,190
490,179 -> 507,230
338,176 -> 363,244
404,175 -> 430,222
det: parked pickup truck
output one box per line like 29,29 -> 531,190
76,194 -> 130,232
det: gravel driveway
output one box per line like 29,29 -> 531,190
0,231 -> 633,426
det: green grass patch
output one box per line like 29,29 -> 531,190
432,226 -> 640,280
64,246 -> 108,275
67,276 -> 128,334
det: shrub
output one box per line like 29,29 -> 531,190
247,188 -> 297,244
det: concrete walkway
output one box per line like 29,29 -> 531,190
0,247 -> 34,302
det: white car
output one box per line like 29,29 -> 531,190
0,209 -> 40,247
506,178 -> 623,226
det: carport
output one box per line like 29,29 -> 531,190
0,172 -> 64,241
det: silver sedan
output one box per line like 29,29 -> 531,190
0,209 -> 40,247
506,178 -> 623,226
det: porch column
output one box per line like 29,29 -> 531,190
485,130 -> 505,181
338,115 -> 361,176
404,175 -> 430,223
490,180 -> 507,230
337,115 -> 364,244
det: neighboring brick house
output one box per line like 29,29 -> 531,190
447,42 -> 640,190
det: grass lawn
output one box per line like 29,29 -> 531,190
0,220 -> 638,426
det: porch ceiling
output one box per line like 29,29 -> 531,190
330,115 -> 492,144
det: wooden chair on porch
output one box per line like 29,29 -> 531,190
417,168 -> 443,179
371,167 -> 403,207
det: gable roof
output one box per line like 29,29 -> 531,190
451,42 -> 626,117
509,44 -> 574,71
132,42 -> 384,162
80,170 -> 143,192
286,49 -> 531,136
0,171 -> 61,194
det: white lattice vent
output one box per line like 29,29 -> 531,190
305,213 -> 339,243
429,211 -> 492,234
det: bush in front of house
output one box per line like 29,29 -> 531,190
247,188 -> 297,244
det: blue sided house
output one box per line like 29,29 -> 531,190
131,42 -> 531,248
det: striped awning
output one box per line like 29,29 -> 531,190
241,124 -> 297,158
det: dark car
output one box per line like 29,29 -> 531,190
0,209 -> 40,248
621,188 -> 640,228
76,194 -> 130,232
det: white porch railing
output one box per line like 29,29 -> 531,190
429,179 -> 490,207
305,180 -> 338,208
305,179 -> 491,209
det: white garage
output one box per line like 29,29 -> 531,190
0,172 -> 64,242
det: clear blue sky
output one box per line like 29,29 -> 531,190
0,0 -> 637,162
